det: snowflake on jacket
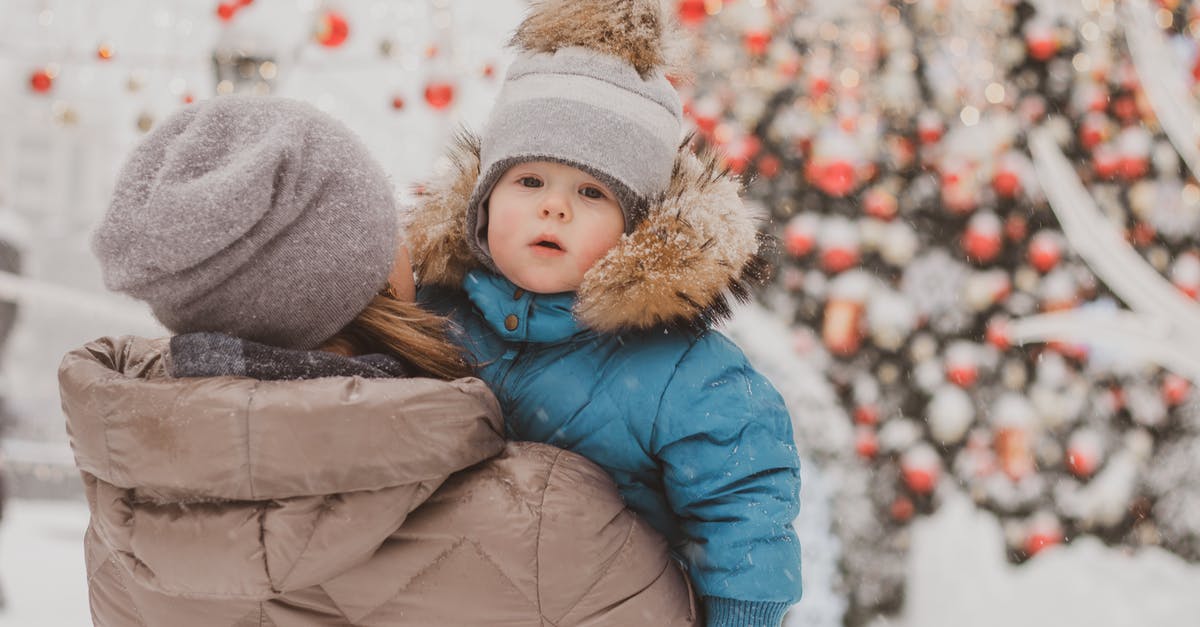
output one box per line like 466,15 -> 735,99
412,131 -> 804,626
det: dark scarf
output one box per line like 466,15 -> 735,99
168,332 -> 409,381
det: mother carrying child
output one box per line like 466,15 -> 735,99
59,96 -> 697,626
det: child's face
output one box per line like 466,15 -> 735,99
486,161 -> 625,294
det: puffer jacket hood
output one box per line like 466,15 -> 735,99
61,335 -> 504,599
407,131 -> 772,334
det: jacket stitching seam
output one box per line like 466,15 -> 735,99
535,447 -> 567,624
272,497 -> 328,590
648,340 -> 702,454
103,556 -> 149,627
553,511 -> 640,622
245,382 -> 258,499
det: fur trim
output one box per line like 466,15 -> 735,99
510,0 -> 689,79
408,136 -> 769,334
407,130 -> 481,289
575,145 -> 769,334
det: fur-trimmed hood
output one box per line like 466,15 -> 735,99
407,132 -> 771,334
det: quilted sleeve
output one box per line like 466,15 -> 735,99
650,332 -> 803,625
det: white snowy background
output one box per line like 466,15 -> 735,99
0,1 -> 1197,625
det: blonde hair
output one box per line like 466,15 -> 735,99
320,290 -> 472,381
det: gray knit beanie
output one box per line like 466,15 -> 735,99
93,96 -> 399,349
466,0 -> 685,271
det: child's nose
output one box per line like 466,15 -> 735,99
539,193 -> 572,221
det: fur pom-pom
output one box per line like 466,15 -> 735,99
510,0 -> 688,78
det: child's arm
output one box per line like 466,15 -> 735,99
651,333 -> 802,627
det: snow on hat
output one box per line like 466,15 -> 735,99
466,0 -> 687,271
92,96 -> 399,349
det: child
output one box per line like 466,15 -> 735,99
410,1 -> 803,625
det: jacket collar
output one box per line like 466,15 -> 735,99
407,131 -> 770,335
464,270 -> 583,344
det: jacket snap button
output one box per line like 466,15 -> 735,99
513,288 -> 525,300
504,314 -> 519,331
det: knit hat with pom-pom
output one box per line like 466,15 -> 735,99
466,0 -> 686,271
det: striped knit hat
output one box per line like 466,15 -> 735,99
466,0 -> 685,271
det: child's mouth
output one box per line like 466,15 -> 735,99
531,234 -> 566,254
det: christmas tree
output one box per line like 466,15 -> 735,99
674,0 -> 1200,623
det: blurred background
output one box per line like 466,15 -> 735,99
2,0 -> 1200,625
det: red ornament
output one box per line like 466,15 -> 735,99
723,136 -> 761,175
903,466 -> 937,494
482,63 -> 496,79
890,496 -> 915,522
1025,25 -> 1059,61
1112,95 -> 1138,124
97,44 -> 115,61
946,364 -> 978,388
863,187 -> 898,220
992,170 -> 1021,199
1079,112 -> 1110,151
1162,373 -> 1191,406
963,212 -> 1003,263
693,112 -> 719,135
808,160 -> 858,197
743,29 -> 771,56
821,246 -> 859,274
182,93 -> 195,104
1028,231 -> 1062,273
855,427 -> 879,459
808,74 -> 831,98
1129,221 -> 1157,247
854,404 -> 880,426
1025,531 -> 1061,556
216,2 -> 238,22
237,0 -> 254,6
1024,520 -> 1063,557
1119,154 -> 1148,181
783,215 -> 817,258
757,154 -> 781,179
986,317 -> 1010,350
29,69 -> 53,94
677,0 -> 709,26
945,342 -> 979,388
1093,144 -> 1120,179
917,111 -> 943,144
1065,430 -> 1101,478
391,95 -> 406,111
423,81 -> 455,110
315,11 -> 350,48
901,445 -> 941,494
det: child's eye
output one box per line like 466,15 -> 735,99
580,186 -> 606,200
517,176 -> 543,188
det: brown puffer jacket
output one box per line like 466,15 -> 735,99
59,336 -> 698,626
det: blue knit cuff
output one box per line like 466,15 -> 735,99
703,597 -> 791,627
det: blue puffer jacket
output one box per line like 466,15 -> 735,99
409,133 -> 802,626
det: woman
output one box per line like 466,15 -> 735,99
59,96 -> 697,626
